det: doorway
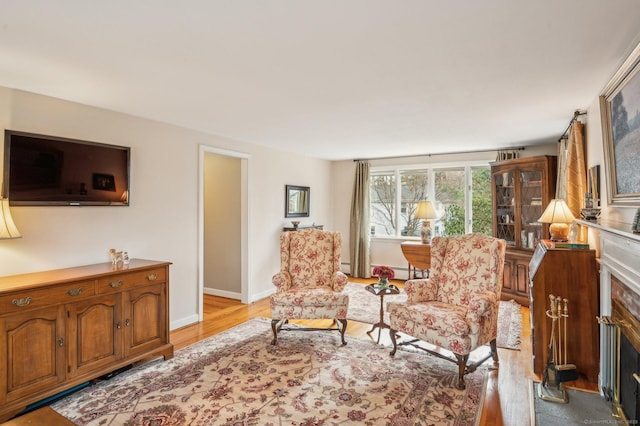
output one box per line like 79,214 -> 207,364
198,145 -> 250,322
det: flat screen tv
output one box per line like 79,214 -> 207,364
3,130 -> 130,206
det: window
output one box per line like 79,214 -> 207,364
370,163 -> 491,238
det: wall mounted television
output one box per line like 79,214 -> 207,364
2,130 -> 130,206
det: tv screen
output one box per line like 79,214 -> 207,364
3,130 -> 130,206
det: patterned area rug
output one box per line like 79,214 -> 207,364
52,318 -> 487,425
343,282 -> 522,350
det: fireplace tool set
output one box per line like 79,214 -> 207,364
538,294 -> 578,403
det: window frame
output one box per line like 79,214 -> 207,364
370,160 -> 491,240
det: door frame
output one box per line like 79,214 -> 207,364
198,145 -> 250,321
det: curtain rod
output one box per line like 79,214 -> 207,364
353,146 -> 525,162
558,110 -> 587,142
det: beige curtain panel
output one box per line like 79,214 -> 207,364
350,161 -> 371,278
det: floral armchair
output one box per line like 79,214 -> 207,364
270,229 -> 349,345
387,233 -> 506,389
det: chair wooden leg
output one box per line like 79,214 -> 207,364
337,319 -> 348,345
389,328 -> 398,356
490,338 -> 499,363
271,319 -> 280,345
455,353 -> 469,390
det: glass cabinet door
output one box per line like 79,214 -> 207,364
519,169 -> 543,249
494,170 -> 515,246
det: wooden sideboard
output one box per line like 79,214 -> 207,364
528,241 -> 599,384
0,260 -> 173,422
400,241 -> 431,279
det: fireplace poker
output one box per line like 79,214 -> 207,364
555,298 -> 578,383
542,294 -> 558,387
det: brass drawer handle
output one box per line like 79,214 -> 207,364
12,296 -> 32,307
67,287 -> 84,296
109,280 -> 123,288
146,273 -> 158,281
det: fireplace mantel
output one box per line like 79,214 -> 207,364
577,219 -> 640,302
577,218 -> 640,401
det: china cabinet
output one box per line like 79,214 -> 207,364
490,155 -> 557,306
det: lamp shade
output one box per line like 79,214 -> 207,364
415,200 -> 439,220
538,199 -> 575,224
538,199 -> 574,242
0,198 -> 21,239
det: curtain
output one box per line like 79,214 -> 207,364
556,138 -> 568,199
349,161 -> 371,278
556,120 -> 587,241
565,120 -> 586,217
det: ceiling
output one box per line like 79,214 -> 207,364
2,1 -> 640,161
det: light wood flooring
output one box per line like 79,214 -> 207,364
170,278 -> 598,426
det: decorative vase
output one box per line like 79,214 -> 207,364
377,276 -> 389,289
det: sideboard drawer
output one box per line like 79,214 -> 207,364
97,268 -> 166,294
0,280 -> 96,314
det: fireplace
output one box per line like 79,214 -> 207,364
584,219 -> 640,424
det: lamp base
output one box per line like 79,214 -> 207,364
549,222 -> 569,242
420,221 -> 432,244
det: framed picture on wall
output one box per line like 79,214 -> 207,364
600,41 -> 640,206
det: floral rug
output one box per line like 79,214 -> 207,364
343,282 -> 522,350
51,317 -> 487,425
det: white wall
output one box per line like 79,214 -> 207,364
0,88 -> 333,329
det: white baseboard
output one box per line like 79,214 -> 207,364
204,287 -> 241,300
170,313 -> 199,331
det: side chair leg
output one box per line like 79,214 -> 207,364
389,328 -> 398,356
455,354 -> 469,390
490,338 -> 499,363
271,319 -> 280,345
337,319 -> 348,346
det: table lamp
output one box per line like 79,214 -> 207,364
0,198 -> 21,239
538,199 -> 575,242
415,200 -> 439,244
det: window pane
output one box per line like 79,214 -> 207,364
471,167 -> 492,236
400,170 -> 428,236
370,172 -> 396,236
435,169 -> 465,236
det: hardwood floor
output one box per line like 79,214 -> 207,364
170,278 -> 599,426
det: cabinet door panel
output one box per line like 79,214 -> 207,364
515,262 -> 529,294
124,284 -> 166,357
0,306 -> 65,402
501,258 -> 514,294
67,294 -> 122,378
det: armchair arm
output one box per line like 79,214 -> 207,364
272,271 -> 292,292
405,278 -> 438,303
332,271 -> 349,292
465,291 -> 498,324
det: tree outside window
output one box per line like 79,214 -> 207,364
370,164 -> 492,238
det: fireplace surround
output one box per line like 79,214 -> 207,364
579,219 -> 640,424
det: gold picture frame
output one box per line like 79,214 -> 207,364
600,41 -> 640,206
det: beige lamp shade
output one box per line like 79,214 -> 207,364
415,200 -> 438,244
538,199 -> 574,241
0,198 -> 21,239
415,200 -> 439,220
